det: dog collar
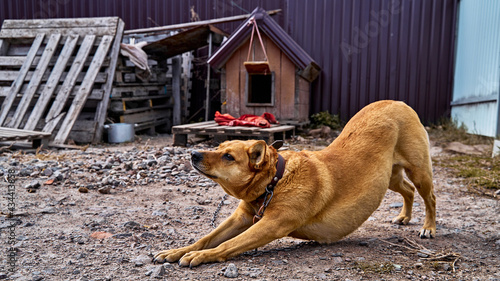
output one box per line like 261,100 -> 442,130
253,153 -> 286,224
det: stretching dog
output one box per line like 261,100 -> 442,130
154,100 -> 436,267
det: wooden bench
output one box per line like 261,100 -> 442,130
172,121 -> 295,146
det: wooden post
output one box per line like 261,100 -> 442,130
205,33 -> 213,121
172,56 -> 181,126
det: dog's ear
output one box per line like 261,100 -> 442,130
248,140 -> 267,170
270,140 -> 283,150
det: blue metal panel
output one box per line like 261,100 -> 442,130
452,0 -> 500,137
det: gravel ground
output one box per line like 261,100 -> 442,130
0,135 -> 499,281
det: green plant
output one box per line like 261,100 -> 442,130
310,111 -> 342,130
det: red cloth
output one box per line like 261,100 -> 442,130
214,111 -> 278,128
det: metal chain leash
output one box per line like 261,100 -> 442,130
210,193 -> 228,228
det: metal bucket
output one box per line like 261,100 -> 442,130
104,123 -> 135,143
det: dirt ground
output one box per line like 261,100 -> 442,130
0,133 -> 499,281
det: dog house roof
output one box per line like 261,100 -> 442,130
208,7 -> 321,82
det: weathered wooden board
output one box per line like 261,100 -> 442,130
24,35 -> 79,130
7,33 -> 61,128
53,35 -> 114,144
92,19 -> 125,143
0,70 -> 108,83
0,34 -> 44,125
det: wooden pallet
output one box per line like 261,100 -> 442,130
0,17 -> 124,145
0,127 -> 51,148
172,121 -> 295,146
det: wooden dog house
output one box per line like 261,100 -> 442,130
208,7 -> 320,125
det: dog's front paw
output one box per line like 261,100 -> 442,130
418,227 -> 435,239
153,248 -> 191,264
178,250 -> 224,268
392,215 -> 411,225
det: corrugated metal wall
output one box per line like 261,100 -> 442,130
451,0 -> 500,138
0,0 -> 457,123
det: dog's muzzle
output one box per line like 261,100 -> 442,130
190,150 -> 217,179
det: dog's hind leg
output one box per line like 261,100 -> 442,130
388,165 -> 415,225
406,165 -> 436,239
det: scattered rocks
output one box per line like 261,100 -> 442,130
224,263 -> 238,278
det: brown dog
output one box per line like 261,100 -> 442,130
154,100 -> 436,267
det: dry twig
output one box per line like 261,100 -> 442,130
379,237 -> 461,272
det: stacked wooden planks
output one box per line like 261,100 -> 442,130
0,17 -> 124,145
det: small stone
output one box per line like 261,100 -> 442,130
42,168 -> 53,177
224,263 -> 238,278
25,180 -> 41,189
331,252 -> 343,257
133,254 -> 150,267
390,202 -> 404,208
53,170 -> 64,181
393,264 -> 402,271
40,207 -> 57,214
414,262 -> 423,268
152,210 -> 167,216
112,233 -> 132,239
122,221 -> 141,229
98,186 -> 112,194
152,265 -> 166,278
359,241 -> 368,246
78,186 -> 89,193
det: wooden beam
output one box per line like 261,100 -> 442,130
124,9 -> 281,35
0,33 -> 45,126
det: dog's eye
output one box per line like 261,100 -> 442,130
222,153 -> 234,161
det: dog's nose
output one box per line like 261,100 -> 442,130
191,150 -> 203,162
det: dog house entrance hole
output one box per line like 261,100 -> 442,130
246,72 -> 275,106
